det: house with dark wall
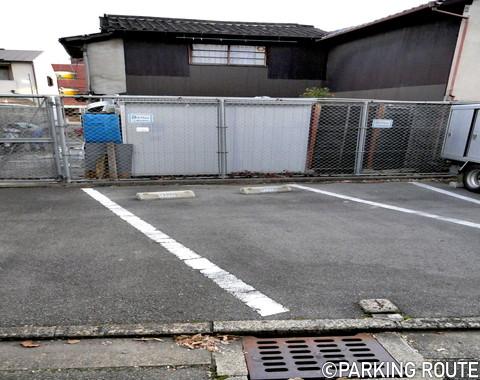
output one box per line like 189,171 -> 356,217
321,0 -> 473,101
60,0 -> 479,101
60,16 -> 327,97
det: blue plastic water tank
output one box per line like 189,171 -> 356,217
82,113 -> 122,143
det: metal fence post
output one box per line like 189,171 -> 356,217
217,98 -> 228,178
54,96 -> 72,182
354,101 -> 369,175
46,96 -> 63,179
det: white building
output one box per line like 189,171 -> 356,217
0,49 -> 58,95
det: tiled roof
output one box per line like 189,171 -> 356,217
100,14 -> 326,39
0,49 -> 42,62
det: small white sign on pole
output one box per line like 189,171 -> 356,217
372,119 -> 394,129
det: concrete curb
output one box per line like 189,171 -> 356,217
1,317 -> 479,340
213,317 -> 480,334
0,322 -> 211,340
0,174 -> 454,189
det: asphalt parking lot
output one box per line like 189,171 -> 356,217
1,180 -> 479,328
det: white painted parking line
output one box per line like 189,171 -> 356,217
411,182 -> 480,206
291,184 -> 480,230
82,188 -> 288,317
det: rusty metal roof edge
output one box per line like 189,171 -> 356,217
321,0 -> 464,41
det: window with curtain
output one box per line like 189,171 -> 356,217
191,44 -> 266,66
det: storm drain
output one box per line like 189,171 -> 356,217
243,333 -> 397,380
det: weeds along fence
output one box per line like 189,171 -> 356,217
0,95 -> 452,182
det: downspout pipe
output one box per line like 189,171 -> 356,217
82,44 -> 91,94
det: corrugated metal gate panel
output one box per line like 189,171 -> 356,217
225,103 -> 312,173
123,102 -> 219,176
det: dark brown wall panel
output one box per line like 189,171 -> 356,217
124,39 -> 189,77
268,44 -> 326,80
126,65 -> 324,97
326,15 -> 461,93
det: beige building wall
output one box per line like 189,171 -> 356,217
87,39 -> 127,94
449,0 -> 480,101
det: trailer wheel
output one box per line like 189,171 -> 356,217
463,165 -> 480,193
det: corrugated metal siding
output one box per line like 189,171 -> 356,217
122,99 -> 312,176
225,102 -> 311,173
123,102 -> 219,176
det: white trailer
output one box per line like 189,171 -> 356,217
442,104 -> 480,192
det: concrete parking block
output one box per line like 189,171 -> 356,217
136,190 -> 195,200
239,185 -> 292,194
360,299 -> 400,314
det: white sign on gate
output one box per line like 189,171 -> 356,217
372,119 -> 394,129
129,113 -> 154,124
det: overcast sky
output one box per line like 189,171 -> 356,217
1,0 -> 427,63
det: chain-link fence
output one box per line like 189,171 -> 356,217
306,102 -> 363,175
0,95 -> 60,180
362,102 -> 451,175
0,95 -> 453,182
305,101 -> 451,175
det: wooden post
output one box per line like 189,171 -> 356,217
106,143 -> 118,180
306,103 -> 322,170
367,104 -> 385,170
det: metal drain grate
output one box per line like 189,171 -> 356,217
243,333 -> 398,380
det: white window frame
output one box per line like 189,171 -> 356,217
190,44 -> 266,67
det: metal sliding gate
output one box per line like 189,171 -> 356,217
0,95 -> 453,182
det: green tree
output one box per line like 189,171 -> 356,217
301,86 -> 333,98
